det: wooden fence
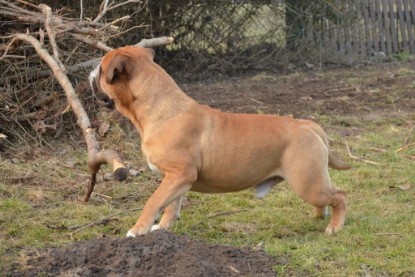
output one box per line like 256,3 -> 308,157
306,0 -> 415,56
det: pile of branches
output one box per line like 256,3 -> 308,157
0,0 -> 173,201
0,0 -> 146,149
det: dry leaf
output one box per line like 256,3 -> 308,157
33,120 -> 57,134
389,183 -> 411,190
398,183 -> 411,190
33,120 -> 47,133
61,160 -> 77,168
98,121 -> 110,136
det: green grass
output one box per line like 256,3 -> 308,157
1,110 -> 414,275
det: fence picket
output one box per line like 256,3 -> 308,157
382,0 -> 393,54
368,0 -> 379,53
299,0 -> 415,57
409,0 -> 415,52
361,0 -> 372,55
403,0 -> 415,52
397,0 -> 410,52
389,0 -> 399,53
353,0 -> 364,55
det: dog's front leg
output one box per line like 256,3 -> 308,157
127,172 -> 194,237
150,197 -> 183,232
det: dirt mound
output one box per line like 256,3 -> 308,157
12,230 -> 279,277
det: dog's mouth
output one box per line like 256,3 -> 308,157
89,65 -> 115,109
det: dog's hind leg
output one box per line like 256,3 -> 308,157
324,189 -> 347,235
150,196 -> 183,231
288,168 -> 347,234
287,170 -> 347,234
282,142 -> 347,234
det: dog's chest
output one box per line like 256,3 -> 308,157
148,161 -> 161,174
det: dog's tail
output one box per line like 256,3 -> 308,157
310,122 -> 351,171
328,151 -> 351,170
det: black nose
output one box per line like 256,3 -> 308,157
94,93 -> 115,109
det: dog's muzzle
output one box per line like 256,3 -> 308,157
89,65 -> 115,109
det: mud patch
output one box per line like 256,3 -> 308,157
12,230 -> 281,277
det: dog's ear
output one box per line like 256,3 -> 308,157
106,54 -> 132,84
144,48 -> 155,60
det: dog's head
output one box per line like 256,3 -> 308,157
89,46 -> 155,110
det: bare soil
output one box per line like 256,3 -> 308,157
12,231 -> 280,277
184,63 -> 415,118
6,62 -> 415,276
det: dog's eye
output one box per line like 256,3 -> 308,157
104,99 -> 115,109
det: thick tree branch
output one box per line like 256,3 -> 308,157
1,2 -> 174,202
13,33 -> 129,201
29,36 -> 175,78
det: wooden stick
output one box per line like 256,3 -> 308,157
15,111 -> 47,122
71,33 -> 112,52
29,36 -> 175,77
191,209 -> 249,229
345,141 -> 383,165
13,33 -> 129,202
395,142 -> 415,153
40,4 -> 62,68
67,207 -> 143,236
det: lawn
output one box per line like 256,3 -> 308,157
1,61 -> 414,276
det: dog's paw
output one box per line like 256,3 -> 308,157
325,224 -> 342,235
126,230 -> 137,238
150,224 -> 160,232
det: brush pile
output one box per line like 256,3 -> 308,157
0,0 -> 171,150
0,0 -> 173,199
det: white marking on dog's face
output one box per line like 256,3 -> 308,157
89,64 -> 115,109
88,64 -> 100,91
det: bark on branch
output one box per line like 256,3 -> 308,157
12,33 -> 130,201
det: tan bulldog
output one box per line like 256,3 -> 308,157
89,46 -> 350,237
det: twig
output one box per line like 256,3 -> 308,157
191,209 -> 249,229
15,111 -> 47,121
71,33 -> 113,52
0,55 -> 25,59
40,4 -> 65,70
92,192 -> 113,199
67,207 -> 143,236
28,36 -> 175,77
395,141 -> 415,153
345,141 -> 383,165
93,0 -> 110,23
79,0 -> 83,21
15,0 -> 40,10
251,98 -> 264,105
33,92 -> 57,107
92,0 -> 143,23
323,86 -> 356,96
97,15 -> 131,31
0,37 -> 17,61
107,0 -> 142,12
402,126 -> 414,146
374,232 -> 403,237
136,36 -> 174,48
